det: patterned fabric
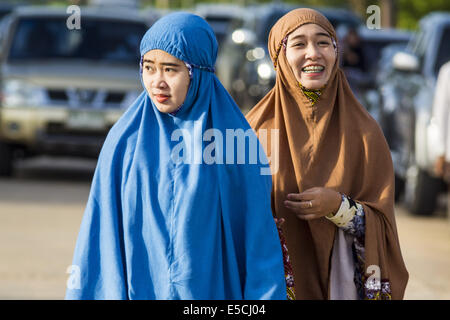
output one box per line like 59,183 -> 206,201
338,194 -> 392,300
299,83 -> 323,105
278,227 -> 296,300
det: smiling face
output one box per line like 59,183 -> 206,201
285,23 -> 337,90
141,49 -> 190,113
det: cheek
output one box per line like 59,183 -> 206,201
142,73 -> 152,89
172,76 -> 190,101
324,50 -> 337,72
285,49 -> 303,77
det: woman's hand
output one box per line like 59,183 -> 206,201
284,187 -> 341,221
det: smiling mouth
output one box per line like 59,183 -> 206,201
301,65 -> 325,74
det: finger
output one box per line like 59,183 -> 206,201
284,200 -> 317,212
286,193 -> 314,201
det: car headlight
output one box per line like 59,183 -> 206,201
257,61 -> 275,80
2,79 -> 47,107
246,47 -> 265,62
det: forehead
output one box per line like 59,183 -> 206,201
288,23 -> 330,39
143,49 -> 182,63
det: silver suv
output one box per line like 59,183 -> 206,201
376,12 -> 450,215
0,6 -> 150,176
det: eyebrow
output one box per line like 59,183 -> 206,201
289,32 -> 331,41
143,59 -> 181,67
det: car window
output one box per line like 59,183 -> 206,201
362,39 -> 408,72
409,29 -> 427,59
8,16 -> 147,63
434,25 -> 450,76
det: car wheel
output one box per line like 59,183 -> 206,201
0,142 -> 14,177
404,165 -> 444,216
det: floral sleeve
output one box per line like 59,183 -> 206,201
327,194 -> 392,300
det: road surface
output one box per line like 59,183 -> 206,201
0,157 -> 449,299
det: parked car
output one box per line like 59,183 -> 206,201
0,3 -> 16,54
194,3 -> 248,51
374,12 -> 450,215
215,3 -> 363,112
343,27 -> 413,107
0,6 -> 151,176
0,3 -> 15,20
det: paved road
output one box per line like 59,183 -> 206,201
0,157 -> 449,299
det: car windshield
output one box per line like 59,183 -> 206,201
434,25 -> 450,76
8,16 -> 147,63
363,38 -> 410,72
256,10 -> 288,46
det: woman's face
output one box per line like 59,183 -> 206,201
142,49 -> 190,113
285,23 -> 336,90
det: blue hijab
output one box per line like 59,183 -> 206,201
65,12 -> 286,300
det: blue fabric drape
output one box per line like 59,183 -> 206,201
65,12 -> 286,300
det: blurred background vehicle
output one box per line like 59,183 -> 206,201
0,3 -> 16,21
0,6 -> 152,177
341,26 -> 413,110
372,12 -> 450,215
195,2 -> 249,51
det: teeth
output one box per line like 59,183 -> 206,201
302,66 -> 324,73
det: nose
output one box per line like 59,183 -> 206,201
151,71 -> 168,89
305,43 -> 320,60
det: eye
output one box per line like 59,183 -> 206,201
293,42 -> 305,48
144,65 -> 154,72
165,67 -> 175,72
318,40 -> 331,46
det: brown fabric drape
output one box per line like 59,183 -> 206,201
246,8 -> 408,299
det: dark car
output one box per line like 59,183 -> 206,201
373,12 -> 450,215
0,3 -> 16,20
195,3 -> 249,52
215,3 -> 363,113
343,27 -> 413,134
341,26 -> 413,105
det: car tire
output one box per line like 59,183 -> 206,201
395,174 -> 405,202
0,142 -> 14,177
404,165 -> 443,216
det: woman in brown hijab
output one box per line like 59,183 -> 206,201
246,8 -> 408,300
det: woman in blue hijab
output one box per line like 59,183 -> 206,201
65,12 -> 286,300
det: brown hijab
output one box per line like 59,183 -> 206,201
246,8 -> 408,299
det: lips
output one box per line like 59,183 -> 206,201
154,94 -> 170,103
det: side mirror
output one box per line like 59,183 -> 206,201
392,51 -> 420,72
231,28 -> 256,46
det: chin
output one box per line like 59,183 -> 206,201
154,104 -> 175,113
301,80 -> 326,90
152,101 -> 177,114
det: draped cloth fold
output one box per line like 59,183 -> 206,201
246,8 -> 408,299
66,12 -> 286,300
